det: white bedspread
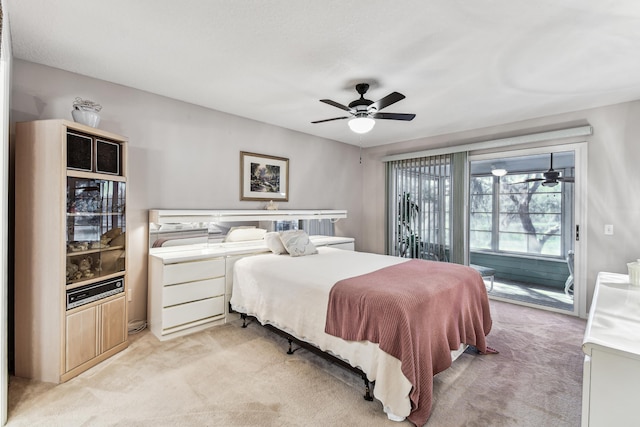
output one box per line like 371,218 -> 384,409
230,247 -> 465,421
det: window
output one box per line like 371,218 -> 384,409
470,175 -> 493,250
469,152 -> 573,259
499,174 -> 562,255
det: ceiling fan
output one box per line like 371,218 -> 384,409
518,153 -> 574,187
311,83 -> 416,134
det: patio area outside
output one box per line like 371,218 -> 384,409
483,277 -> 573,312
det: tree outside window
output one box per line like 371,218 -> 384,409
470,172 -> 564,257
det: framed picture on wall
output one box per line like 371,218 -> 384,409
240,151 -> 289,201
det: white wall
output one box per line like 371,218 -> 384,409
362,102 -> 640,308
10,60 -> 364,322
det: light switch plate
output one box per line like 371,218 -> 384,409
604,224 -> 614,235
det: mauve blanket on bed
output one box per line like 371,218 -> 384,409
324,259 -> 492,426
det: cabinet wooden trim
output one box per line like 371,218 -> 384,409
60,340 -> 129,383
66,170 -> 127,182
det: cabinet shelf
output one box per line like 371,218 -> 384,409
66,245 -> 125,256
67,212 -> 125,217
66,271 -> 126,291
67,169 -> 126,182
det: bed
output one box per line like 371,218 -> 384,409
230,246 -> 492,425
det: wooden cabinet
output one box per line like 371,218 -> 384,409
14,119 -> 128,383
581,272 -> 640,427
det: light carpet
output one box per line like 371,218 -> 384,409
7,300 -> 586,426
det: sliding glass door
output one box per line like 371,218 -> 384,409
385,142 -> 586,316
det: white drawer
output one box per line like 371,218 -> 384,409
162,296 -> 225,330
163,277 -> 225,307
163,258 -> 224,285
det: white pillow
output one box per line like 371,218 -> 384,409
265,232 -> 288,254
279,230 -> 317,257
224,227 -> 267,242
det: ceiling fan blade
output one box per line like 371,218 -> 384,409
311,116 -> 349,124
372,112 -> 416,121
319,99 -> 353,112
560,177 -> 575,182
510,178 -> 542,185
369,92 -> 405,112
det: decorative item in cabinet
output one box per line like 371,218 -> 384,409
66,177 -> 126,284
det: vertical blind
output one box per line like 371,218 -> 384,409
386,152 -> 467,264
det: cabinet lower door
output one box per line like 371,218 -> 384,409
65,296 -> 126,373
101,297 -> 126,352
66,306 -> 98,372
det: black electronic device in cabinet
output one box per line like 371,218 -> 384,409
67,131 -> 121,175
67,132 -> 93,172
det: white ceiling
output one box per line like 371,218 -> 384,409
5,1 -> 640,147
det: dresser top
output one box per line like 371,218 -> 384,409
583,272 -> 640,358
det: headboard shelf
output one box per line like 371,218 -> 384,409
149,209 -> 347,224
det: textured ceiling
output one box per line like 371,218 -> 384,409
5,1 -> 640,147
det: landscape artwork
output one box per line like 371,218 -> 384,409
240,151 -> 289,201
250,162 -> 280,193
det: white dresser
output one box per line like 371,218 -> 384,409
148,235 -> 354,340
582,271 -> 640,427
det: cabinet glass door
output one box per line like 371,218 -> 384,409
66,178 -> 126,284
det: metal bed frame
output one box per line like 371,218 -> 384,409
240,313 -> 374,401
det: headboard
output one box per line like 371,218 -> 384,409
148,209 -> 347,249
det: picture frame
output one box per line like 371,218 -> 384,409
240,151 -> 289,201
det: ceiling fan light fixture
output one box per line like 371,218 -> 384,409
491,166 -> 507,177
348,116 -> 375,134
